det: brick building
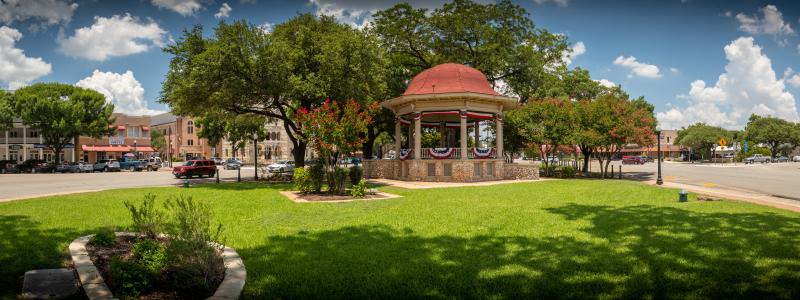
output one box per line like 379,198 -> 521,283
219,119 -> 293,164
77,113 -> 155,163
150,113 -> 218,161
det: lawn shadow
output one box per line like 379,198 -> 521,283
194,182 -> 294,191
0,215 -> 93,298
239,206 -> 800,299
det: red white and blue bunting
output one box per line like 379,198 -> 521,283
429,147 -> 455,159
473,147 -> 494,159
398,149 -> 412,160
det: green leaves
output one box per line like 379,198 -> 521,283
0,90 -> 13,131
10,83 -> 115,160
744,114 -> 799,157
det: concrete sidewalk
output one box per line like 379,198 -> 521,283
647,180 -> 800,213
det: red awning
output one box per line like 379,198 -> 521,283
135,146 -> 156,152
82,145 -> 131,152
117,125 -> 126,130
142,126 -> 150,131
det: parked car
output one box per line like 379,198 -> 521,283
144,157 -> 162,171
224,158 -> 242,170
774,156 -> 789,163
638,155 -> 652,163
118,157 -> 145,171
622,156 -> 645,165
0,160 -> 18,173
744,154 -> 771,164
172,159 -> 217,178
794,155 -> 800,162
266,160 -> 295,173
545,156 -> 559,164
55,162 -> 72,173
212,157 -> 224,165
67,162 -> 94,173
93,160 -> 121,172
18,159 -> 52,173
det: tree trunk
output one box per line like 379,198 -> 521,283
293,140 -> 307,168
579,144 -> 592,173
362,127 -> 376,159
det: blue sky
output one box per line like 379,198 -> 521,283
1,0 -> 799,129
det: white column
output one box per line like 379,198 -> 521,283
22,126 -> 27,160
460,110 -> 468,160
39,133 -> 43,160
394,118 -> 401,159
413,112 -> 421,160
496,113 -> 504,159
474,121 -> 480,148
4,130 -> 8,160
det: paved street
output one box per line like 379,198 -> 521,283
612,161 -> 800,200
0,167 -> 259,201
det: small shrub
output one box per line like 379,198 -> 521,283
132,239 -> 167,274
92,227 -> 116,247
351,179 -> 368,198
348,166 -> 363,185
309,164 -> 324,192
163,196 -> 224,295
292,168 -> 313,193
124,193 -> 163,239
561,166 -> 576,178
109,257 -> 150,299
328,167 -> 349,195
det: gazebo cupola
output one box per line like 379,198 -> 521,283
380,63 -> 518,181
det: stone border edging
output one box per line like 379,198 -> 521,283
280,190 -> 403,203
69,232 -> 246,300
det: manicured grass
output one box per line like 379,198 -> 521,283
1,180 -> 799,299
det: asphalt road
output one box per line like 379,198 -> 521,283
0,167 -> 259,201
606,160 -> 800,200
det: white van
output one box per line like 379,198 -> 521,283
145,157 -> 162,171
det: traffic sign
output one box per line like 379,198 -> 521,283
718,138 -> 727,147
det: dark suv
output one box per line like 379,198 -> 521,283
19,159 -> 53,173
172,160 -> 217,178
0,160 -> 19,173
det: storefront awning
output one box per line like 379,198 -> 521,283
81,145 -> 157,152
142,126 -> 150,131
117,125 -> 126,130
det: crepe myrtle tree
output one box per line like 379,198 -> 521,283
12,83 -> 115,163
296,99 -> 378,194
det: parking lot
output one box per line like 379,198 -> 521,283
0,167 -> 259,201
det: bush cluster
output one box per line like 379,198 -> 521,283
92,227 -> 117,247
293,168 -> 314,193
329,167 -> 349,195
541,164 -> 577,178
351,179 -> 368,198
109,194 -> 225,298
348,166 -> 363,185
309,164 -> 325,192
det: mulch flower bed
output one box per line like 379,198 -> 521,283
86,235 -> 218,300
297,193 -> 391,201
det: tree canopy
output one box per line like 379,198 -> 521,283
160,15 -> 387,166
744,114 -> 798,158
675,123 -> 730,159
11,83 -> 115,161
0,90 -> 13,131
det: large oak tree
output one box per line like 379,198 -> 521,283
160,15 -> 387,167
12,83 -> 115,162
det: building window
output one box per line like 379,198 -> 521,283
9,131 -> 18,138
127,125 -> 142,138
187,139 -> 194,146
187,121 -> 194,134
667,136 -> 670,143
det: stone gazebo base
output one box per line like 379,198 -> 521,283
362,159 -> 539,182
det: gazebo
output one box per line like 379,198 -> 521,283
363,63 -> 539,182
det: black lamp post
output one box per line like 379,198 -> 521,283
254,138 -> 258,180
656,130 -> 663,185
133,140 -> 138,159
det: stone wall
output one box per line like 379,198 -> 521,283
503,163 -> 540,180
362,159 -> 397,179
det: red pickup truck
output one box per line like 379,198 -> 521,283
172,160 -> 217,178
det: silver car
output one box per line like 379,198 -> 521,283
67,162 -> 94,173
267,160 -> 294,173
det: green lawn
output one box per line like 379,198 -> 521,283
1,180 -> 799,299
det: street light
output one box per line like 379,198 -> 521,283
656,130 -> 663,185
133,140 -> 138,159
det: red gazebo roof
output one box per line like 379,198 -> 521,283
403,63 -> 500,96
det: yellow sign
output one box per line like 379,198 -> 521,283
718,138 -> 727,147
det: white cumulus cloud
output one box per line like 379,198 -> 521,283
57,14 -> 167,62
656,37 -> 799,130
214,3 -> 232,19
595,79 -> 616,88
785,68 -> 800,88
75,70 -> 164,115
0,0 -> 78,28
307,0 -> 492,28
562,41 -> 585,65
613,56 -> 662,79
259,22 -> 274,34
0,26 -> 52,90
735,5 -> 794,36
151,0 -> 203,16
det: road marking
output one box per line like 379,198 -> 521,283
703,182 -> 717,188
